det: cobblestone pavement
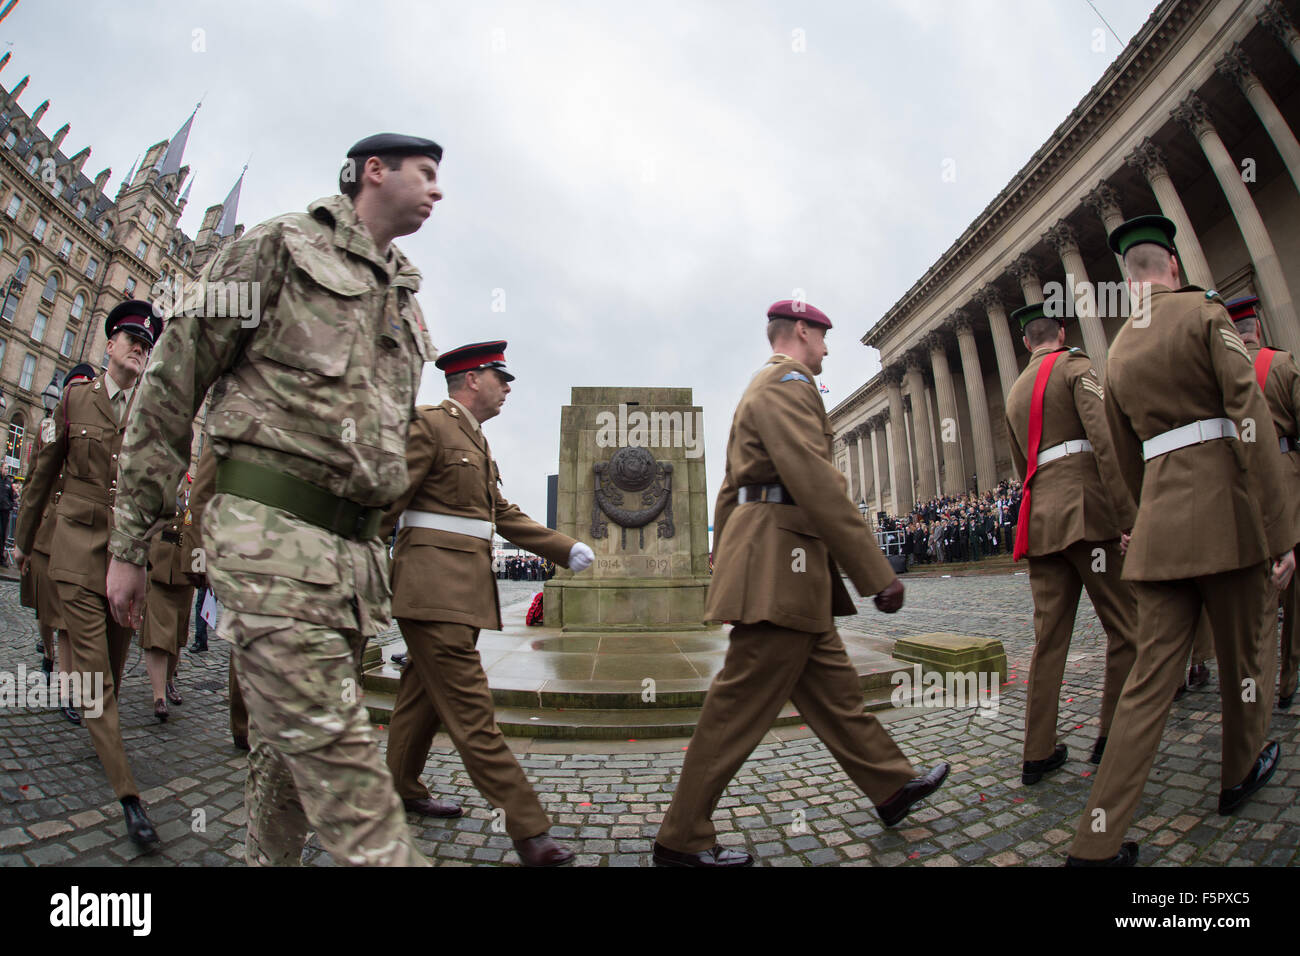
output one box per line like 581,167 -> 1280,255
1,573 -> 1296,867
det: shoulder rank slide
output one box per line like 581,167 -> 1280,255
779,371 -> 811,384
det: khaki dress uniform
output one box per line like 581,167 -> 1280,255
21,421 -> 67,634
657,354 -> 918,854
1069,285 -> 1297,859
1245,339 -> 1300,701
1004,344 -> 1139,763
382,399 -> 577,840
141,507 -> 195,656
110,192 -> 436,867
15,375 -> 141,800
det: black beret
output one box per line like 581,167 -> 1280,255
346,133 -> 442,164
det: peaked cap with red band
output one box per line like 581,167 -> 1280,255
435,340 -> 515,381
105,299 -> 163,348
767,299 -> 832,329
1227,296 -> 1259,321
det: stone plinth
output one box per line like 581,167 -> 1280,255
892,632 -> 1008,682
545,387 -> 712,631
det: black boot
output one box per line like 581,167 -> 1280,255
121,796 -> 160,853
1090,736 -> 1107,765
41,656 -> 53,689
1022,744 -> 1068,785
1066,841 -> 1138,867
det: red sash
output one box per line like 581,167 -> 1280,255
1255,347 -> 1277,391
1013,351 -> 1062,562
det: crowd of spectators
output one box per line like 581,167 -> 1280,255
495,554 -> 556,581
875,479 -> 1023,566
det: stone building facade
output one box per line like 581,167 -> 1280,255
830,0 -> 1300,523
0,56 -> 245,480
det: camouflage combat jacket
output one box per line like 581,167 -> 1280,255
109,195 -> 436,634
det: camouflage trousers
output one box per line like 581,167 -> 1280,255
225,611 -> 427,866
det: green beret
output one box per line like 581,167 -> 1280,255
1107,214 -> 1177,257
1010,302 -> 1064,331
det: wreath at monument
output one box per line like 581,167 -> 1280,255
591,446 -> 674,549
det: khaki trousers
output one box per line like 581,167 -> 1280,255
658,622 -> 916,853
1070,562 -> 1278,859
227,611 -> 426,867
386,619 -> 550,841
55,583 -> 138,800
1024,539 -> 1138,761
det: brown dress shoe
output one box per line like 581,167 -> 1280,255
402,796 -> 463,818
652,841 -> 753,867
154,698 -> 168,723
513,833 -> 574,866
166,681 -> 183,705
877,762 -> 950,827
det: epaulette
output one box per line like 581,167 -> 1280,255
1067,347 -> 1082,354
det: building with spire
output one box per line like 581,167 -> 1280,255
0,63 -> 246,476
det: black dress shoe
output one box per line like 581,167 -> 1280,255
232,734 -> 250,751
402,796 -> 463,818
513,833 -> 575,866
1022,744 -> 1068,785
1219,741 -> 1279,815
188,640 -> 208,653
652,841 -> 752,867
61,706 -> 81,725
122,796 -> 160,853
877,762 -> 950,827
1065,841 -> 1138,867
390,652 -> 409,667
1090,736 -> 1107,765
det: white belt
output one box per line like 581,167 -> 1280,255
1142,418 -> 1238,462
1036,439 -> 1093,467
398,510 -> 493,540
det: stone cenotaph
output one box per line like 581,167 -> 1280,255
544,387 -> 712,631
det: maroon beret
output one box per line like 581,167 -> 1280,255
767,299 -> 832,329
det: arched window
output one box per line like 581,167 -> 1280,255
3,131 -> 15,149
0,231 -> 5,255
76,199 -> 87,218
167,238 -> 176,255
6,413 -> 25,468
40,274 -> 56,302
99,219 -> 112,239
70,292 -> 84,320
51,179 -> 62,199
161,182 -> 171,199
25,153 -> 38,175
15,254 -> 31,283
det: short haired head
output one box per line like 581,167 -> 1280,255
1109,214 -> 1180,283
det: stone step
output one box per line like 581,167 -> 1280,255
363,684 -> 900,739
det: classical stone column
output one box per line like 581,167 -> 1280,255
883,413 -> 902,515
1218,44 -> 1300,198
883,366 -> 914,515
854,423 -> 870,508
1125,138 -> 1215,288
1173,94 -> 1300,356
975,285 -> 1020,400
1084,180 -> 1127,277
952,311 -> 997,491
868,416 -> 883,515
843,432 -> 859,501
925,385 -> 941,490
903,353 -> 937,501
1009,254 -> 1043,304
1261,0 -> 1300,69
1045,220 -> 1109,374
925,331 -> 964,495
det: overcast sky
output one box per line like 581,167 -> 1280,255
6,0 -> 1159,525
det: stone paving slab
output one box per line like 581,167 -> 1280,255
1,574 -> 1296,866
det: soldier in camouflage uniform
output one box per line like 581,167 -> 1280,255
106,133 -> 443,867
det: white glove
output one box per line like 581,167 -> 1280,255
569,542 -> 594,572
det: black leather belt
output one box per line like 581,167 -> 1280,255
161,530 -> 182,544
738,483 -> 796,505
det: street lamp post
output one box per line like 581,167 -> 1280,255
41,373 -> 60,415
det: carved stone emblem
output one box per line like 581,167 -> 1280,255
592,446 -> 674,548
